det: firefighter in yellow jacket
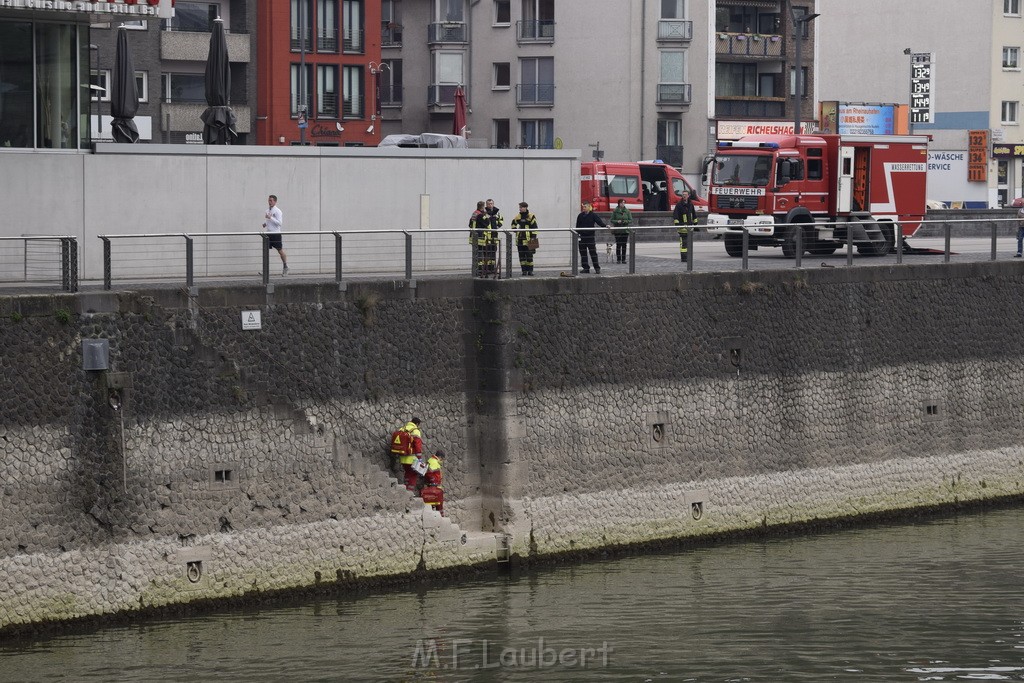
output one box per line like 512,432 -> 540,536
390,417 -> 423,491
421,449 -> 444,516
672,190 -> 697,261
510,201 -> 538,276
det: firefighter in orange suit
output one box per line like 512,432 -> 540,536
421,449 -> 444,515
391,417 -> 423,491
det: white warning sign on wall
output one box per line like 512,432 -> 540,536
241,310 -> 262,331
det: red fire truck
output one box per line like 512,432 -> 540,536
704,134 -> 928,257
580,161 -> 708,213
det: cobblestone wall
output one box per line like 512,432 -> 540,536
2,263 -> 1024,631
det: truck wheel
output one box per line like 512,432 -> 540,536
809,241 -> 838,255
856,222 -> 895,256
724,236 -> 743,257
781,225 -> 808,259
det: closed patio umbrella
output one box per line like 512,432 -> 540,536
201,18 -> 237,144
453,85 -> 467,137
110,26 -> 139,143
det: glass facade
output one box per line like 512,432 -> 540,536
0,18 -> 89,149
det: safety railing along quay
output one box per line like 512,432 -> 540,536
84,215 -> 1024,291
0,236 -> 78,292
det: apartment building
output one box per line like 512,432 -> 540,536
89,0 -> 257,144
817,0 -> 1013,207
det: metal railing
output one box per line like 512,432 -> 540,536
657,83 -> 692,105
0,236 -> 77,291
428,22 -> 467,44
658,20 -> 692,41
517,19 -> 555,42
516,83 -> 555,106
83,217 -> 1024,291
715,32 -> 784,57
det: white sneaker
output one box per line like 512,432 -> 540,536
282,265 -> 289,275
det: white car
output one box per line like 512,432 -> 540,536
925,199 -> 947,210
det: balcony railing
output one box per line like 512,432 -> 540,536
318,92 -> 338,118
318,28 -> 338,52
657,20 -> 692,41
516,83 -> 555,106
656,83 -> 692,105
379,84 -> 404,107
290,27 -> 312,51
428,83 -> 459,106
715,32 -> 784,58
428,22 -> 467,44
656,145 -> 683,168
382,24 -> 403,47
517,19 -> 555,42
342,29 -> 364,53
715,96 -> 786,118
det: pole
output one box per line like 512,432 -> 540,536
299,0 -> 307,146
793,15 -> 803,134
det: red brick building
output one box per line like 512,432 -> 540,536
257,0 -> 381,146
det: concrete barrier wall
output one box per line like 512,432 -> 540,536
0,147 -> 581,280
2,263 -> 1024,631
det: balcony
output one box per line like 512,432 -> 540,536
161,30 -> 250,62
342,29 -> 364,54
382,24 -> 402,48
290,27 -> 311,52
161,102 -> 252,133
516,83 -> 555,106
317,28 -> 338,53
656,83 -> 692,106
715,32 -> 784,59
428,84 -> 459,106
517,19 -> 555,43
379,84 -> 404,108
656,145 -> 683,168
428,22 -> 467,44
657,20 -> 692,41
715,96 -> 786,118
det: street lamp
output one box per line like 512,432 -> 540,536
791,5 -> 819,135
368,61 -> 390,136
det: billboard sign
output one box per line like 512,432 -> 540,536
910,53 -> 934,125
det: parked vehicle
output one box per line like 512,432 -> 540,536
580,161 -> 707,213
704,134 -> 929,257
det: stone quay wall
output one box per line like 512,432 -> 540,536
2,262 -> 1024,632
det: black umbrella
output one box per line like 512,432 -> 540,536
110,26 -> 139,143
201,18 -> 237,144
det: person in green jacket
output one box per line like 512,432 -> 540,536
610,198 -> 633,264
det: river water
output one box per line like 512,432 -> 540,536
3,507 -> 1024,682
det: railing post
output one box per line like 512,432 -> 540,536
991,222 -> 998,261
184,234 -> 194,289
795,224 -> 803,269
741,228 -> 749,271
846,224 -> 854,267
571,230 -> 579,274
405,231 -> 413,280
896,222 -> 904,264
60,238 -> 71,292
262,234 -> 270,285
686,227 -> 694,272
504,230 -> 513,278
335,232 -> 343,282
628,231 -> 636,274
102,237 -> 112,290
944,223 -> 951,263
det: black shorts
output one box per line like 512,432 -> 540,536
267,234 -> 283,250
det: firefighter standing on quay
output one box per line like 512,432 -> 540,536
390,417 -> 424,491
511,201 -> 538,276
672,190 -> 697,261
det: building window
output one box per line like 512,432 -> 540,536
435,0 -> 465,22
135,71 -> 149,103
1003,46 -> 1020,69
343,0 -> 364,53
716,63 -> 757,96
519,119 -> 553,148
495,0 -> 511,24
519,0 -> 554,40
493,119 -> 510,148
518,56 -> 553,105
291,0 -> 313,50
1005,0 -> 1021,15
290,64 -> 313,113
493,62 -> 510,89
91,69 -> 111,101
657,118 -> 683,168
382,0 -> 402,46
318,0 -> 339,52
379,59 -> 403,106
317,64 -> 338,117
661,0 -> 681,18
430,51 -> 463,104
1002,100 -> 1019,124
163,72 -> 205,102
658,51 -> 689,104
162,2 -> 219,32
343,64 -> 364,118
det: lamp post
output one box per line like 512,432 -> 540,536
368,61 -> 390,137
791,5 -> 819,135
299,0 -> 308,145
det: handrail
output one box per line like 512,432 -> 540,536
0,235 -> 77,292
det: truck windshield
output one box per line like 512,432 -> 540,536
712,154 -> 772,187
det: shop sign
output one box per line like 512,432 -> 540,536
0,1 -> 164,16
